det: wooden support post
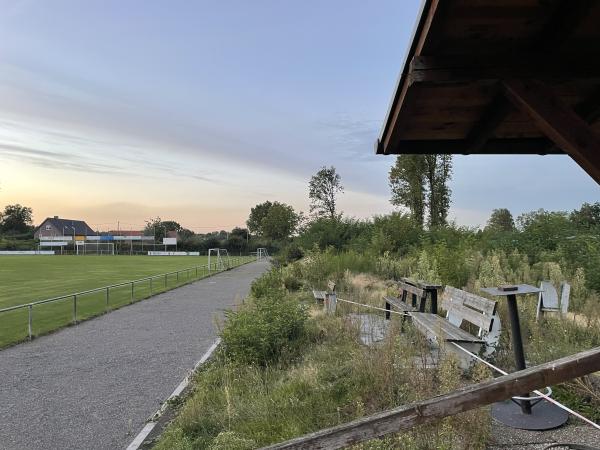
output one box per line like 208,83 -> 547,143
502,79 -> 600,184
262,346 -> 600,450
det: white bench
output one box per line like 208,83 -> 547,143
536,281 -> 570,321
313,281 -> 337,311
410,286 -> 501,365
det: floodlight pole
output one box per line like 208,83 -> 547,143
71,227 -> 76,255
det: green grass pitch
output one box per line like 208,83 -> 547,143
0,255 -> 249,347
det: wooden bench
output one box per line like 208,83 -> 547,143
384,281 -> 428,319
410,286 -> 501,363
400,277 -> 443,313
313,280 -> 336,303
536,281 -> 570,321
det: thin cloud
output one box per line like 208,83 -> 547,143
0,142 -> 215,183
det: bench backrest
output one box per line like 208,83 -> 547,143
560,282 -> 570,314
327,280 -> 336,292
441,286 -> 497,334
539,281 -> 559,309
397,281 -> 425,299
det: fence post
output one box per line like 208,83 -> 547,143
177,271 -> 179,283
28,305 -> 33,340
165,273 -> 168,289
150,277 -> 153,295
106,287 -> 109,310
195,266 -> 198,278
73,294 -> 77,323
131,282 -> 134,303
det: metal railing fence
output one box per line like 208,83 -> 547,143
0,256 -> 254,345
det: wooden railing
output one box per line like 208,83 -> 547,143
262,346 -> 600,449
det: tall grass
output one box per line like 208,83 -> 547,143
155,268 -> 492,450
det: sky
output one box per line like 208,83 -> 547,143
0,0 -> 598,232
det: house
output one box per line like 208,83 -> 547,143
34,216 -> 96,240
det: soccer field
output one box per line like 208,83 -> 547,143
0,255 -> 251,347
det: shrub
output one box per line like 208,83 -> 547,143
220,294 -> 309,366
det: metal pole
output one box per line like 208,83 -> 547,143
106,287 -> 109,310
150,277 -> 153,295
131,282 -> 134,303
73,294 -> 77,323
28,305 -> 33,339
176,271 -> 179,283
165,273 -> 168,289
506,293 -> 532,414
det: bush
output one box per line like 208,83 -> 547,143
221,288 -> 309,366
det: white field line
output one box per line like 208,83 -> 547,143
125,338 -> 221,450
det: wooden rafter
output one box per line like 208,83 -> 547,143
537,0 -> 593,50
502,79 -> 600,184
464,94 -> 513,154
408,56 -> 600,85
380,138 -> 559,156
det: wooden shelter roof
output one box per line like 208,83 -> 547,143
376,0 -> 600,184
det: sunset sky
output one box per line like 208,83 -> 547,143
1,0 -> 598,232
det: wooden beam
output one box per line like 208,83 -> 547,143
385,138 -> 560,155
537,0 -> 593,51
574,88 -> 600,124
546,87 -> 600,154
464,94 -> 513,154
408,56 -> 600,85
262,347 -> 600,450
414,0 -> 451,56
502,79 -> 600,184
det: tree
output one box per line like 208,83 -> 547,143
424,155 -> 452,227
247,201 -> 274,235
143,217 -> 183,242
389,155 -> 426,225
570,202 -> 600,229
247,201 -> 299,240
485,208 -> 515,232
260,203 -> 299,240
0,204 -> 33,235
389,155 -> 452,227
308,166 -> 344,219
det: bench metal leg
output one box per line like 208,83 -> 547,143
385,301 -> 391,320
506,293 -> 532,414
430,290 -> 438,314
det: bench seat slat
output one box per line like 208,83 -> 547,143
397,282 -> 425,298
411,313 -> 485,344
384,296 -> 415,312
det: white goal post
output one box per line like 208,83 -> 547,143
208,248 -> 231,271
77,242 -> 115,255
256,248 -> 269,261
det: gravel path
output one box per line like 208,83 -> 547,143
0,261 -> 269,450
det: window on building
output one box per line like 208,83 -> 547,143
45,225 -> 51,231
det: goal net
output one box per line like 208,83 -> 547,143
208,248 -> 230,270
256,248 -> 269,261
77,242 -> 115,255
